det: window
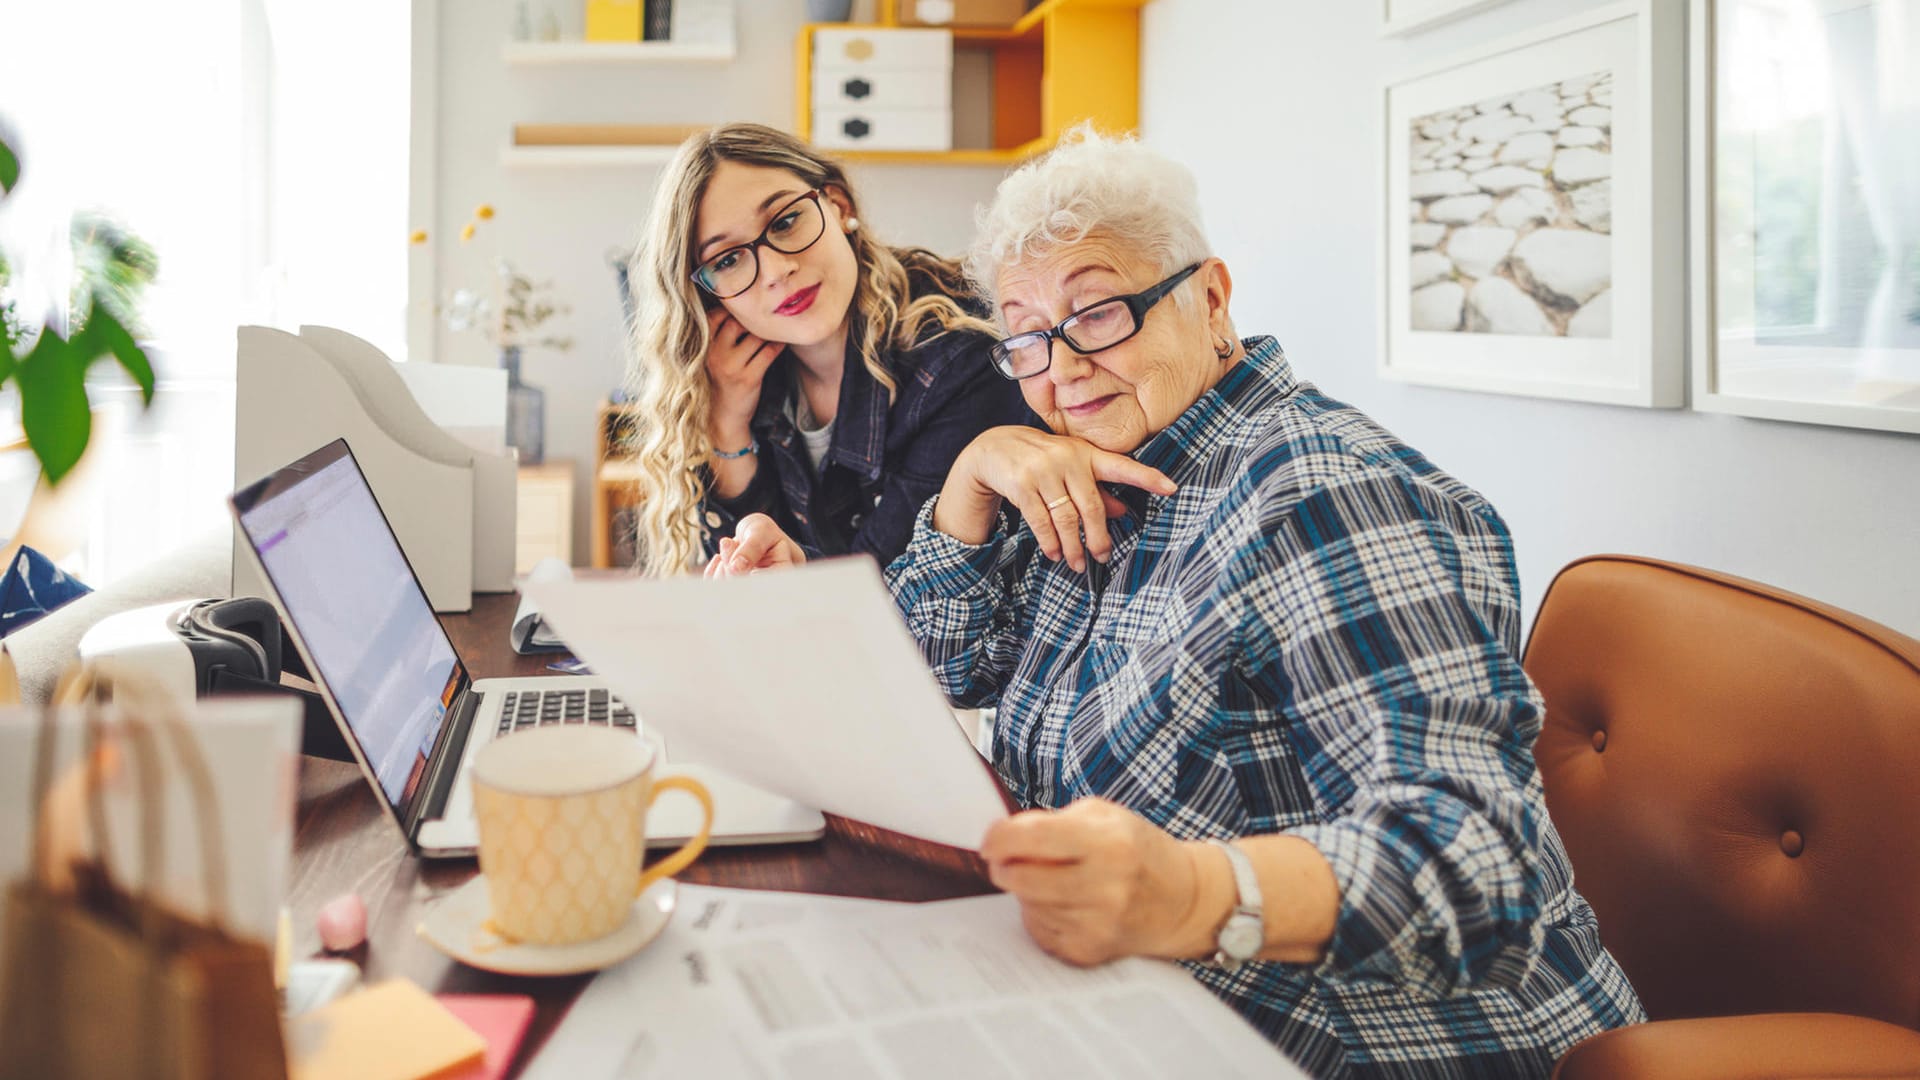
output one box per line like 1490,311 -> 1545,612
0,0 -> 410,582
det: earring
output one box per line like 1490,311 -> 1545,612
844,217 -> 860,232
1214,335 -> 1234,360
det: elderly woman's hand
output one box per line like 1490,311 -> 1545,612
934,427 -> 1176,573
981,798 -> 1227,967
704,513 -> 807,578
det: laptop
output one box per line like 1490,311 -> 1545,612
230,438 -> 825,858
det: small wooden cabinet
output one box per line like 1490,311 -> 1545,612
593,401 -> 643,568
516,460 -> 576,572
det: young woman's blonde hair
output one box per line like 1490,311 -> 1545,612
625,123 -> 994,576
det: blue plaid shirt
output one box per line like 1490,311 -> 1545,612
886,338 -> 1643,1078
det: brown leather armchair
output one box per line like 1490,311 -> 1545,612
1525,555 -> 1920,1079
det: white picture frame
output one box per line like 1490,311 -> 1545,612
1379,0 -> 1686,407
1689,0 -> 1920,435
1382,0 -> 1516,37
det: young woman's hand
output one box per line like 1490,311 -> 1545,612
931,427 -> 1175,573
703,513 -> 807,578
704,306 -> 780,442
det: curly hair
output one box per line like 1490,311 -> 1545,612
624,123 -> 995,576
966,124 -> 1213,316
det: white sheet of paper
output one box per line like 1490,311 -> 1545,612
391,360 -> 507,455
525,557 -> 1007,850
523,884 -> 1309,1080
510,556 -> 572,652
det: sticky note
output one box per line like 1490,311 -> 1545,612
437,994 -> 537,1080
287,979 -> 486,1080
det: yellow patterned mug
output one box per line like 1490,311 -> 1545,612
470,725 -> 712,946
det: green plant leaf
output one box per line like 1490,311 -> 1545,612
16,331 -> 91,486
80,299 -> 155,403
0,139 -> 17,195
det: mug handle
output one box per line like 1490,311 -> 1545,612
635,775 -> 714,894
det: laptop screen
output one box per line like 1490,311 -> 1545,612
232,440 -> 465,821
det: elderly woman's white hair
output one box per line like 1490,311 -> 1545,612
966,125 -> 1214,318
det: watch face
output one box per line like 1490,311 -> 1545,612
1220,913 -> 1263,961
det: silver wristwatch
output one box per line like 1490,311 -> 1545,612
1208,838 -> 1263,971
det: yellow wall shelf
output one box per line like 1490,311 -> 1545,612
796,0 -> 1146,166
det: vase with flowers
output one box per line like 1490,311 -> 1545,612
421,204 -> 572,465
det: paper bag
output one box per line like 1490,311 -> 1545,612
0,670 -> 288,1079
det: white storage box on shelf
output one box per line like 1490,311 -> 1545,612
810,67 -> 951,110
810,27 -> 952,153
811,108 -> 954,152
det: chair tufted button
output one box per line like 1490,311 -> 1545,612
1590,729 -> 1607,752
1781,830 -> 1804,858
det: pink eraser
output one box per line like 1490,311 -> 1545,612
316,892 -> 368,952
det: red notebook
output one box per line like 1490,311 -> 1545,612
436,994 -> 537,1080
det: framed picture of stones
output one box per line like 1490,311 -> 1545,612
1381,0 -> 1685,406
1382,0 -> 1516,38
1690,0 -> 1920,435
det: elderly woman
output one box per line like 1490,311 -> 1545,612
718,130 -> 1642,1077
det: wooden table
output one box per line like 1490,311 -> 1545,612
287,589 -> 996,1072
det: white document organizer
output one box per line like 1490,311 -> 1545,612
813,28 -> 952,152
295,327 -> 517,596
233,326 -> 517,613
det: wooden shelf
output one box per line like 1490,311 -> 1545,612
833,138 -> 1051,166
499,144 -> 681,168
500,38 -> 736,65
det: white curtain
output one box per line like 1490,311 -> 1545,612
1824,0 -> 1920,366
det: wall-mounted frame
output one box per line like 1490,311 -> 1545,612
1380,0 -> 1685,407
1382,0 -> 1516,37
1689,0 -> 1920,435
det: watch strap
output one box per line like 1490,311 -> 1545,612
1207,838 -> 1264,970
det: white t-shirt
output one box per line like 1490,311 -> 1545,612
790,391 -> 835,474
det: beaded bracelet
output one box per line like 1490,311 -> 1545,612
713,439 -> 759,460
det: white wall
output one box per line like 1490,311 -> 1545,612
1142,0 -> 1920,636
427,0 -> 1006,562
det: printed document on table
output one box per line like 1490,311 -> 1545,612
523,885 -> 1309,1080
525,558 -> 1007,850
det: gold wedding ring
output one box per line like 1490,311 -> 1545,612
1045,495 -> 1074,511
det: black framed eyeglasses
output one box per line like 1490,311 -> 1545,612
691,189 -> 828,299
988,263 -> 1203,380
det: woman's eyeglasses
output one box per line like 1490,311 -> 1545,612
988,263 -> 1203,380
691,190 -> 829,299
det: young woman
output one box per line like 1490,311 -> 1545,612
625,123 -> 1030,576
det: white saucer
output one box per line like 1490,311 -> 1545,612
417,875 -> 677,976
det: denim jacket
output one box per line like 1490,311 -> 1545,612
701,313 -> 1032,565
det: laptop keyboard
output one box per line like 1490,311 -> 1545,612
495,687 -> 636,736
